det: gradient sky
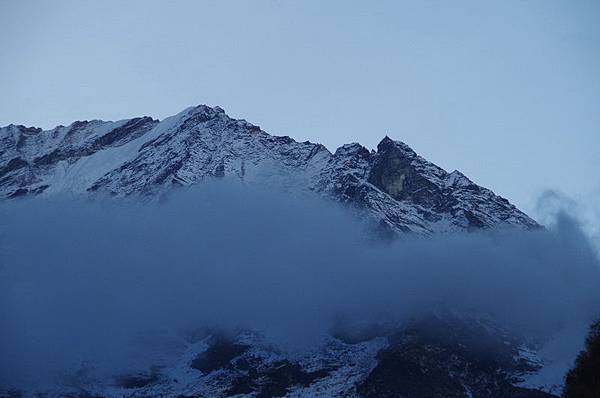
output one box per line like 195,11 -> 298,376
1,0 -> 598,215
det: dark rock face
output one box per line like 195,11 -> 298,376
0,157 -> 28,178
226,360 -> 330,398
190,337 -> 330,397
360,352 -> 467,398
31,117 -> 158,168
91,117 -> 156,150
358,315 -> 557,398
257,361 -> 329,397
191,338 -> 250,374
321,135 -> 539,234
369,136 -> 441,207
115,373 -> 159,389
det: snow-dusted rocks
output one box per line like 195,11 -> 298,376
0,104 -> 538,235
6,317 -> 557,398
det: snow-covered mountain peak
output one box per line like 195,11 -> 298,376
1,123 -> 43,134
0,105 -> 539,234
333,143 -> 369,159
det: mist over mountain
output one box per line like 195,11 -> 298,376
1,107 -> 599,397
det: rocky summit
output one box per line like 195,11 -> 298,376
0,104 -> 537,235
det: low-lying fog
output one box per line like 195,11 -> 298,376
1,183 -> 599,389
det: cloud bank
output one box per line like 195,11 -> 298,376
1,183 -> 599,389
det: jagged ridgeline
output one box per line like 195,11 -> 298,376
0,104 -> 537,235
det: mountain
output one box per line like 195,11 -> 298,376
0,104 -> 538,235
1,105 -> 559,398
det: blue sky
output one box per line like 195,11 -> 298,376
1,0 -> 598,214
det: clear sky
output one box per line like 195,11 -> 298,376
1,0 -> 598,215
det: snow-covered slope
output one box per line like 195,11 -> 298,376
0,104 -> 537,235
5,315 -> 559,398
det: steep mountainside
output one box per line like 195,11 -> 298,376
0,104 -> 537,235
